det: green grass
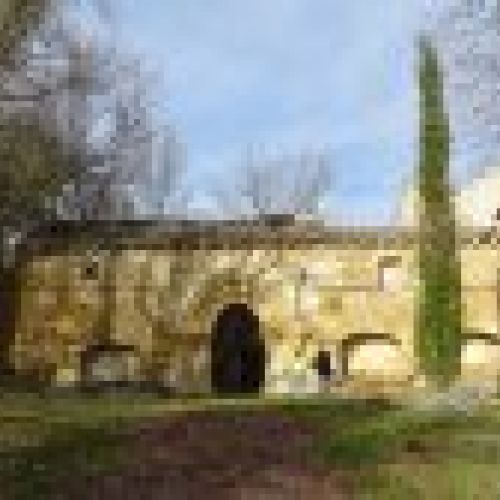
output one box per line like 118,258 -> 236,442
0,392 -> 353,498
0,392 -> 182,499
301,402 -> 500,498
0,391 -> 275,498
0,424 -> 131,499
273,395 -> 500,498
1,392 -> 500,499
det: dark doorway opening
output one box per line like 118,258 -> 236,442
211,303 -> 266,394
312,349 -> 334,381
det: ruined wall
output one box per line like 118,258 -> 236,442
11,231 -> 500,395
459,240 -> 500,383
12,251 -> 104,384
11,237 -> 418,394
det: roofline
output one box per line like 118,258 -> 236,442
11,217 -> 499,259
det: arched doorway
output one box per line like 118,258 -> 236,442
211,303 -> 266,394
460,332 -> 500,382
339,333 -> 406,380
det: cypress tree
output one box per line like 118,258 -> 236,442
416,36 -> 462,388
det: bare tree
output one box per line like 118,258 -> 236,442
0,0 -> 53,67
0,0 -> 185,260
210,147 -> 334,220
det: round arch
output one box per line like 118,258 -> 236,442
338,333 -> 403,379
210,303 -> 266,394
180,264 -> 268,338
461,331 -> 500,346
460,331 -> 500,381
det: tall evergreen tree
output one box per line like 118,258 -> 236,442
416,36 -> 462,388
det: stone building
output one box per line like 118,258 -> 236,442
8,205 -> 500,397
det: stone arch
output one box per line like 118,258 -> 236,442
461,331 -> 500,345
160,262 -> 272,394
181,263 -> 267,339
210,303 -> 266,394
338,333 -> 404,380
460,331 -> 500,382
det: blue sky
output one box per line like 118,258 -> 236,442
110,0 -> 467,225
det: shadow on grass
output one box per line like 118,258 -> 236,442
0,393 -> 398,498
1,392 -> 500,498
307,405 -> 500,498
320,409 -> 500,464
0,423 -> 132,500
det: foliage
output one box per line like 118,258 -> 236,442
416,36 -> 462,388
0,1 -> 52,68
0,1 -> 184,265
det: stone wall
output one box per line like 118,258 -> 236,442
10,230 -> 500,395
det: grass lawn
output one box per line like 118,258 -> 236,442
0,391 -> 183,499
282,398 -> 500,499
0,392 -> 500,498
0,391 -> 322,498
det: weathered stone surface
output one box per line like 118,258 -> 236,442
9,220 -> 500,397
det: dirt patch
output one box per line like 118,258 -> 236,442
58,409 -> 352,499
